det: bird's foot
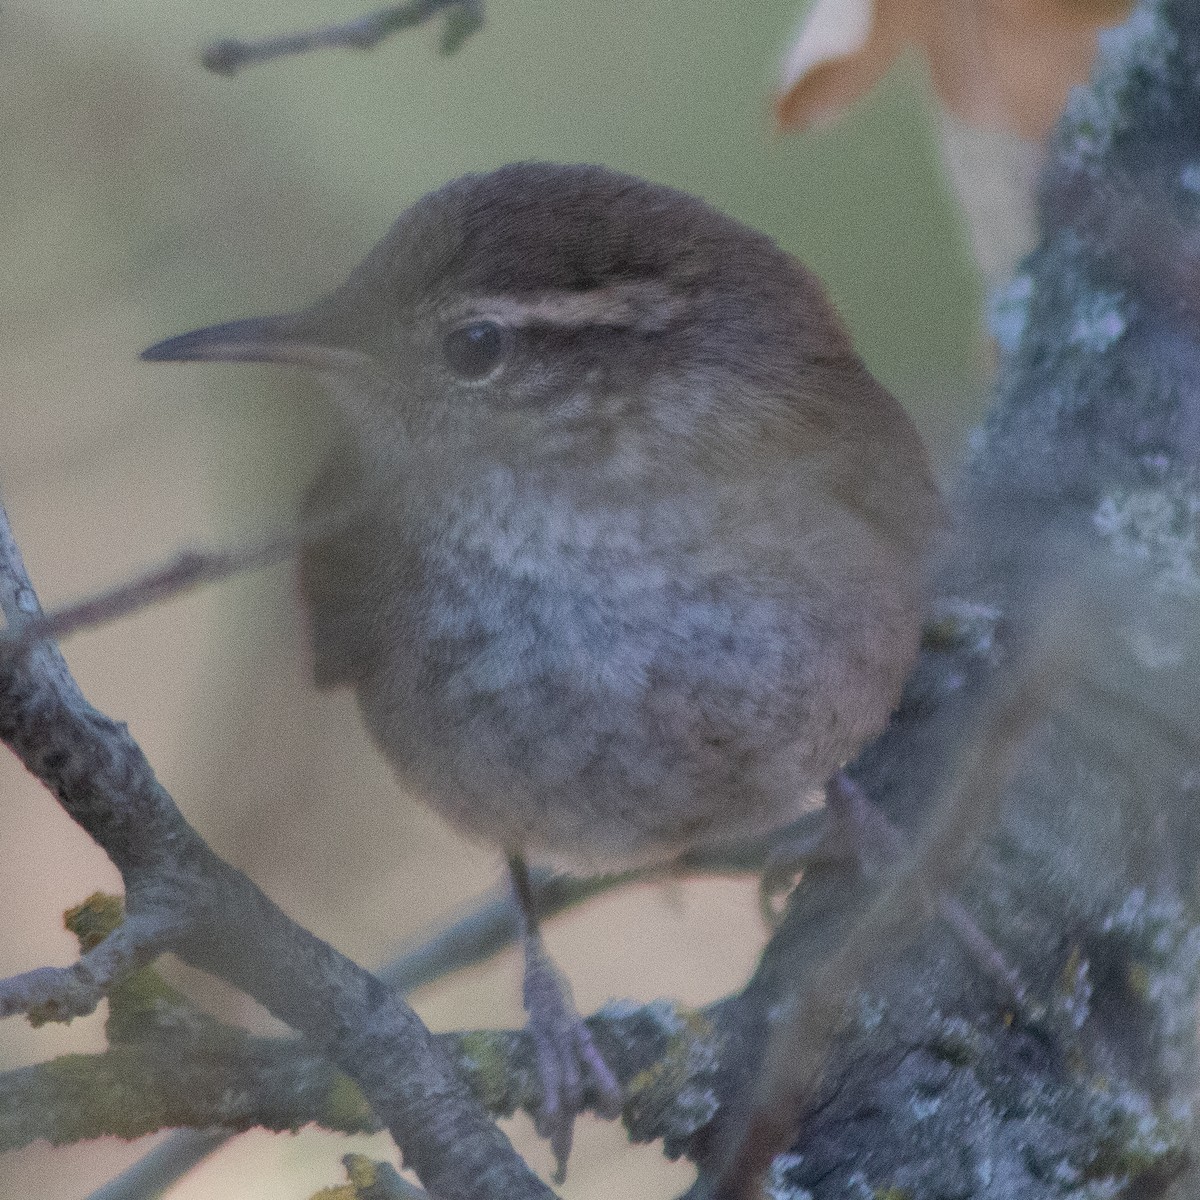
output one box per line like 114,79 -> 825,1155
770,770 -> 903,882
522,940 -> 622,1182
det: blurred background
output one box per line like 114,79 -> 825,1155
0,1 -> 989,1196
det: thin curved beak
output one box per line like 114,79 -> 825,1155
141,305 -> 370,374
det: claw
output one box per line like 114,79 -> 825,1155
523,938 -> 621,1181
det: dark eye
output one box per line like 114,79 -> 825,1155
442,320 -> 509,381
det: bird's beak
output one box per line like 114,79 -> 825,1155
141,302 -> 370,374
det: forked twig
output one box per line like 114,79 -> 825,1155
203,0 -> 484,76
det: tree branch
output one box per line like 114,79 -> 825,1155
2,895 -> 725,1167
679,3 -> 1200,1196
71,822 -> 820,1200
202,0 -> 484,76
0,501 -> 557,1200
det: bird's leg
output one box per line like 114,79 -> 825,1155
763,771 -> 1028,1007
507,853 -> 623,1182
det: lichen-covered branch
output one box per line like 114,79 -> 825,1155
72,828 -> 803,1200
1,895 -> 724,1166
676,2 -> 1200,1197
709,625 -> 1072,1199
0,896 -> 377,1150
0,503 -> 557,1200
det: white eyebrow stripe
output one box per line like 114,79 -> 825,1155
462,282 -> 685,332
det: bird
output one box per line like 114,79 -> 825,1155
142,161 -> 942,1177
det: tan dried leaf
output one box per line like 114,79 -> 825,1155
777,0 -> 1134,141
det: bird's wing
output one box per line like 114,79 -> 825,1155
297,444 -> 383,691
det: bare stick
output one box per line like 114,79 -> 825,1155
84,1131 -> 230,1200
0,490 -> 369,654
0,533 -> 292,652
0,912 -> 179,1023
203,0 -> 484,76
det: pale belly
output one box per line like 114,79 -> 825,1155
352,491 -> 899,868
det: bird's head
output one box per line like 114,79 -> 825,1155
144,159 -> 947,571
142,164 -> 875,490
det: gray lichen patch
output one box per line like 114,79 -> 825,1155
1068,291 -> 1128,355
1075,1085 -> 1191,1197
609,999 -> 721,1157
1093,482 -> 1200,594
1058,3 -> 1178,170
923,598 -> 1003,660
987,273 -> 1035,355
764,1154 -> 814,1200
1097,889 -> 1200,1079
752,873 -> 1200,1200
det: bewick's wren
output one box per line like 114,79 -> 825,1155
144,162 -> 941,1175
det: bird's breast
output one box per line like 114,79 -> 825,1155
411,471 -> 804,706
345,467 -> 896,866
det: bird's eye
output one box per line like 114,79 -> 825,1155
442,320 -> 509,381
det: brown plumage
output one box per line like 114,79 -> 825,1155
143,161 -> 941,1174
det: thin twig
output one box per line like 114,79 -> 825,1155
0,912 -> 180,1023
0,490 -> 370,654
2,536 -> 292,650
84,1130 -> 231,1200
203,0 -> 484,76
378,825 -> 824,994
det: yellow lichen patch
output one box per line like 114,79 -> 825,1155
306,1155 -> 403,1200
103,962 -> 192,1046
58,892 -> 188,1041
42,1049 -> 167,1142
321,1074 -> 374,1134
1059,945 -> 1083,994
623,1006 -> 718,1137
457,1030 -> 514,1112
678,1008 -> 715,1040
343,1155 -> 379,1188
64,893 -> 124,951
1127,961 -> 1151,1001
